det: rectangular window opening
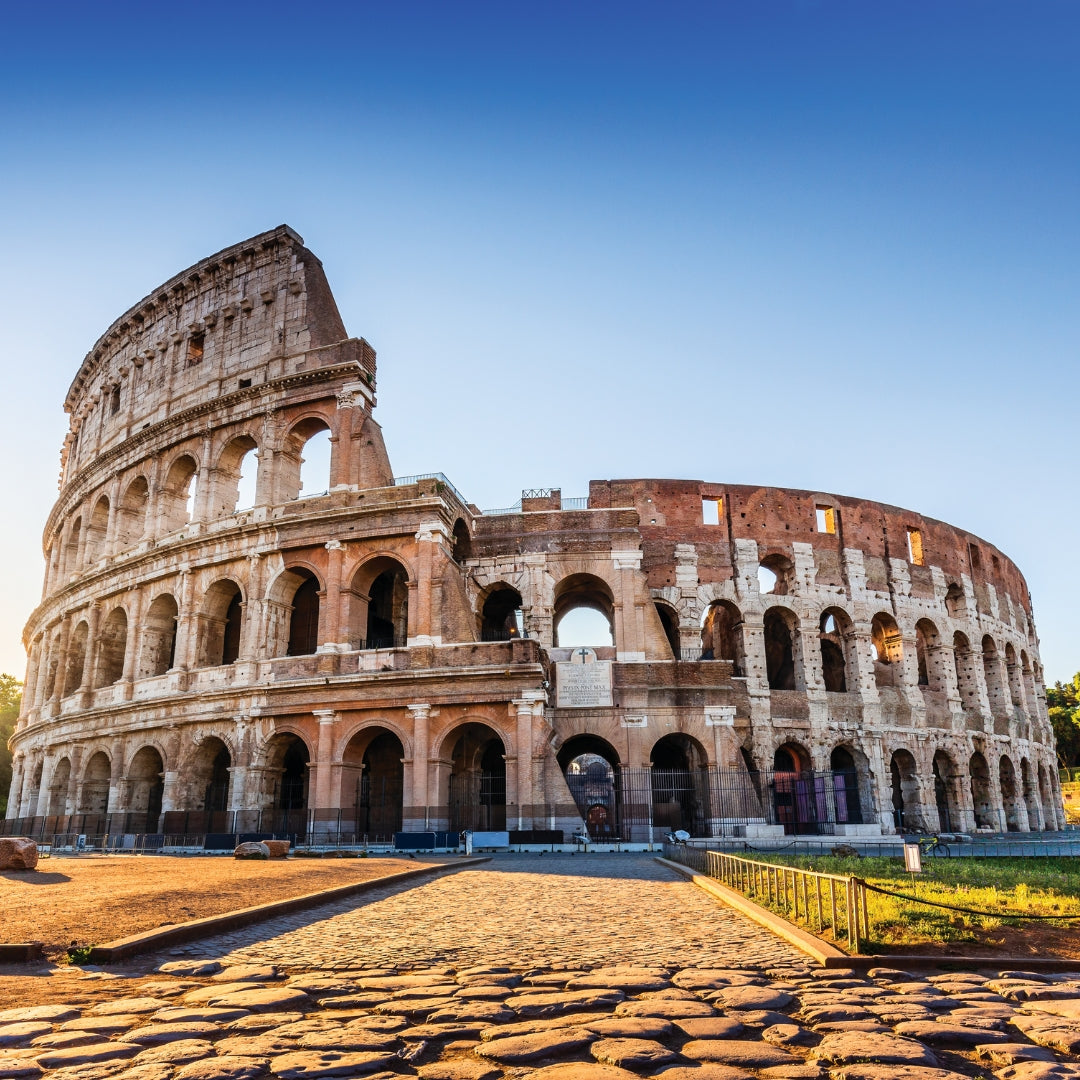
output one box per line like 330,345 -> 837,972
109,385 -> 121,416
187,333 -> 205,365
907,527 -> 924,565
969,542 -> 981,570
815,504 -> 836,534
238,378 -> 252,389
702,497 -> 722,526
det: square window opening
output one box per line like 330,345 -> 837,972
187,333 -> 205,365
702,497 -> 722,526
815,505 -> 836,534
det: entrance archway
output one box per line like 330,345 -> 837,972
341,727 -> 404,839
932,750 -> 960,832
48,758 -> 71,818
79,751 -> 111,817
969,751 -> 994,830
447,724 -> 506,832
830,745 -> 863,825
558,734 -> 622,839
650,734 -> 709,836
890,749 -> 921,832
127,746 -> 164,832
772,743 -> 820,834
1020,758 -> 1040,831
999,755 -> 1021,832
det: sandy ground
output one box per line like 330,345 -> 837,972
0,854 -> 417,956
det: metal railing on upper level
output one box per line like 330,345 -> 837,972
392,472 -> 469,508
664,843 -> 869,952
482,494 -> 590,515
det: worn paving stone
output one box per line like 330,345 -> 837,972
33,1042 -> 142,1069
0,1060 -> 41,1080
680,1039 -> 797,1068
27,1033 -> 100,1051
761,1022 -> 818,1048
528,1065 -> 641,1080
210,987 -> 311,1011
653,1068 -> 754,1080
0,1027 -> 52,1050
268,1049 -> 399,1077
895,1019 -> 1011,1046
0,1007 -> 80,1025
60,1015 -> 146,1034
417,1060 -> 502,1080
810,1032 -> 940,1067
132,1039 -> 216,1065
174,1059 -> 268,1080
584,1017 -> 674,1040
717,986 -> 793,1010
977,1043 -> 1059,1065
505,991 -> 626,1019
995,1065 -> 1080,1080
589,1036 -> 681,1068
672,1017 -> 745,1039
88,998 -> 170,1017
830,1068 -> 971,1080
296,1029 -> 401,1051
211,964 -> 280,982
614,999 -> 715,1020
427,1002 -> 516,1025
475,1026 -> 597,1062
159,961 -> 223,977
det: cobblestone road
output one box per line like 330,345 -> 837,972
3,853 -> 1080,1080
187,854 -> 809,973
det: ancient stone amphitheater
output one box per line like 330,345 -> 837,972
4,225 -> 1063,845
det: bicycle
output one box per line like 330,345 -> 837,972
915,834 -> 951,858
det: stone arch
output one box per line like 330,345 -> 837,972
557,733 -> 623,840
952,632 -> 980,712
94,607 -> 128,687
84,495 -> 110,564
653,600 -> 681,659
553,573 -> 615,648
969,751 -> 994,830
650,733 -> 710,836
341,726 -> 404,838
758,552 -> 794,596
280,415 -> 333,501
183,736 -> 233,814
1037,762 -> 1055,831
260,732 -> 312,821
49,756 -> 72,817
870,612 -> 903,688
890,748 -> 923,832
197,579 -> 244,667
452,519 -> 471,563
349,555 -> 410,649
64,516 -> 82,576
915,618 -> 943,690
982,636 -> 1009,716
443,722 -> 507,832
479,583 -> 523,642
126,745 -> 165,830
945,582 -> 967,619
701,600 -> 745,675
212,434 -> 259,517
26,759 -> 44,816
830,744 -> 866,825
116,475 -> 150,548
999,755 -> 1021,832
63,619 -> 89,697
1021,651 -> 1038,719
1020,757 -> 1041,832
138,593 -> 179,678
818,607 -> 852,692
267,566 -> 322,657
772,741 -> 819,834
160,453 -> 199,533
1004,643 -> 1024,709
79,750 -> 111,814
763,605 -> 799,690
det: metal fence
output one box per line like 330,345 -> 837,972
664,842 -> 869,952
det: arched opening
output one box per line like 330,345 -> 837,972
342,728 -> 404,839
763,607 -> 798,691
915,620 -> 939,688
772,742 -> 820,834
84,496 -> 110,564
553,574 -> 615,648
969,751 -> 994,830
1021,652 -> 1038,719
138,594 -> 179,678
452,519 -> 472,563
758,553 -> 794,596
161,454 -> 198,533
49,757 -> 71,817
480,585 -> 523,642
952,632 -> 980,712
116,476 -> 149,548
127,746 -> 164,832
932,750 -> 960,832
871,612 -> 903,689
558,734 -> 622,840
701,600 -> 744,674
1020,758 -> 1041,831
79,751 -> 111,815
945,582 -> 966,619
654,602 -> 680,659
284,570 -> 321,657
830,745 -> 863,825
999,755 -> 1021,832
197,580 -> 244,667
63,620 -> 89,696
262,734 -> 310,837
447,723 -> 506,832
1004,643 -> 1024,710
213,435 -> 259,516
1038,763 -> 1055,831
94,608 -> 128,687
281,418 -> 332,500
819,609 -> 849,692
27,761 -> 43,817
64,517 -> 82,576
982,636 -> 1008,716
650,733 -> 710,836
890,749 -> 922,832
182,737 -> 232,819
348,557 -> 409,650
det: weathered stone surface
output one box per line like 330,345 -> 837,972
212,965 -> 280,983
506,991 -> 625,1019
672,1017 -> 745,1039
210,987 -> 310,1011
133,1039 -> 216,1065
234,842 -> 270,860
150,1006 -> 250,1025
0,1059 -> 41,1080
417,1061 -> 502,1080
0,838 -> 38,871
427,1002 -> 516,1025
0,1027 -> 51,1049
614,999 -> 716,1019
976,1043 -> 1058,1065
0,1007 -> 80,1024
653,1068 -> 754,1080
175,1058 -> 269,1080
894,1020 -> 1010,1046
671,971 -> 742,990
994,1064 -> 1080,1080
762,1022 -> 818,1047
227,1012 -> 304,1032
680,1039 -> 797,1068
264,840 -> 291,858
475,1027 -> 597,1062
33,1042 -> 141,1069
89,999 -> 170,1017
830,1068 -> 972,1080
158,960 -> 223,977
717,986 -> 792,1011
27,1033 -> 100,1051
810,1032 -> 940,1067
267,1050 -> 402,1077
296,1029 -> 400,1052
589,1037 -> 680,1068
584,1017 -> 674,1040
61,1016 -> 146,1034
528,1065 -> 641,1080
128,1022 -> 223,1045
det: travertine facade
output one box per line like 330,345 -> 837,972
5,226 -> 1063,842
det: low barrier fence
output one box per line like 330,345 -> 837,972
664,843 -> 869,952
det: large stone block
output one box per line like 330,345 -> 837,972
0,837 -> 39,870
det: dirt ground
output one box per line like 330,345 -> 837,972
0,853 -> 417,957
882,921 -> 1080,961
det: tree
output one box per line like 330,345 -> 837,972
1048,673 -> 1080,772
0,673 -> 23,815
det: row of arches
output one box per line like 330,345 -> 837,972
49,419 -> 333,583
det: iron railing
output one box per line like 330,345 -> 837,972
393,472 -> 468,508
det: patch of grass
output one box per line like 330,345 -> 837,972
744,853 -> 1080,950
66,945 -> 94,965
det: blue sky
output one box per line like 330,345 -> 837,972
1,1 -> 1077,681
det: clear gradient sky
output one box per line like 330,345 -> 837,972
1,2 -> 1077,682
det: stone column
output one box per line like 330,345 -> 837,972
410,522 -> 446,645
511,692 -> 546,830
173,568 -> 197,670
612,550 -> 645,661
120,590 -> 143,697
320,540 -> 345,646
76,604 -> 101,700
407,703 -> 432,831
311,710 -> 339,816
50,617 -> 72,700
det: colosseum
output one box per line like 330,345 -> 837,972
3,224 -> 1064,847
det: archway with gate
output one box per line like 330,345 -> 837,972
650,733 -> 710,837
446,723 -> 506,832
557,734 -> 623,840
772,742 -> 822,834
341,726 -> 404,840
